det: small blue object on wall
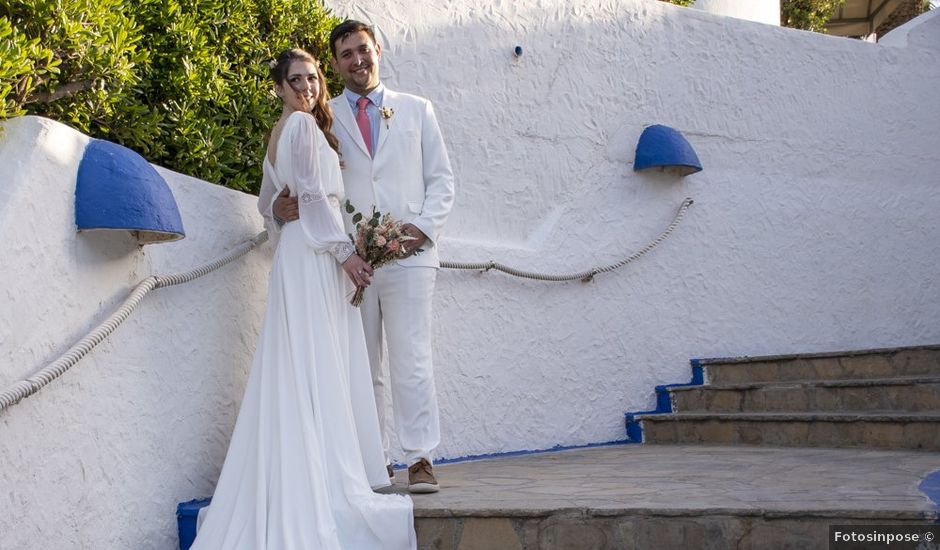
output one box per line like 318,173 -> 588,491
633,124 -> 703,176
76,139 -> 185,244
177,498 -> 210,550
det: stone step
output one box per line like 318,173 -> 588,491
401,444 -> 939,550
633,411 -> 940,451
701,345 -> 940,385
668,376 -> 940,413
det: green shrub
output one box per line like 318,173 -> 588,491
1,0 -> 340,194
781,0 -> 847,31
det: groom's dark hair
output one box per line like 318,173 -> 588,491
329,20 -> 378,57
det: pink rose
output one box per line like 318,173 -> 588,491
375,235 -> 387,247
388,239 -> 400,253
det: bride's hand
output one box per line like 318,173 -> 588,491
342,254 -> 374,287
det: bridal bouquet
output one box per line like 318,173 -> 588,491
344,200 -> 419,306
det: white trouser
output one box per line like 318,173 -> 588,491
359,263 -> 440,466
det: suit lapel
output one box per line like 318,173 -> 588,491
331,96 -> 370,157
375,89 -> 396,155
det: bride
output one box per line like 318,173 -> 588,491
190,48 -> 416,550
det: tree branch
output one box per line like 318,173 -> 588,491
26,79 -> 97,104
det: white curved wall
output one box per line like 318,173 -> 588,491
0,116 -> 271,550
342,0 -> 940,459
2,0 -> 940,547
880,6 -> 940,48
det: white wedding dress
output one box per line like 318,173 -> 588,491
190,111 -> 416,550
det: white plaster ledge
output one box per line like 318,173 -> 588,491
880,7 -> 940,49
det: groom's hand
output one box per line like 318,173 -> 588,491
273,187 -> 299,222
401,224 -> 427,256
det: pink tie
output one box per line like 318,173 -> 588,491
356,97 -> 372,157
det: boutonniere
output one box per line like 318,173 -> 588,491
379,106 -> 394,128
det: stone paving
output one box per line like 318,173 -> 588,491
382,443 -> 940,549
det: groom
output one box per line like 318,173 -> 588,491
274,19 -> 454,493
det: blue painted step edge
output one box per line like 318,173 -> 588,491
624,359 -> 705,443
918,469 -> 940,524
177,498 -> 210,550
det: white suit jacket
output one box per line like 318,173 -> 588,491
330,88 -> 455,268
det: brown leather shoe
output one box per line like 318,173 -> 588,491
387,464 -> 395,479
407,459 -> 440,493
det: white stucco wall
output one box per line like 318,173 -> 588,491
880,6 -> 940,48
0,116 -> 271,550
2,0 -> 940,547
693,0 -> 781,26
334,0 -> 940,458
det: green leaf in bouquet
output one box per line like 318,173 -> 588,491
352,212 -> 362,223
345,200 -> 355,214
369,218 -> 379,227
372,210 -> 381,219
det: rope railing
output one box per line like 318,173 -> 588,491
0,197 -> 692,413
440,197 -> 694,282
0,232 -> 269,413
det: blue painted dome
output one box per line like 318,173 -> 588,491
634,125 -> 703,176
75,139 -> 185,244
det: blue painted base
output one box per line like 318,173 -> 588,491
427,438 -> 635,468
624,360 -> 705,443
918,470 -> 940,523
177,498 -> 210,550
386,439 -> 636,471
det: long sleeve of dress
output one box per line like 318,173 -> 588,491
286,112 -> 354,263
257,159 -> 282,248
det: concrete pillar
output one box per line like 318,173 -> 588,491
692,0 -> 781,26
